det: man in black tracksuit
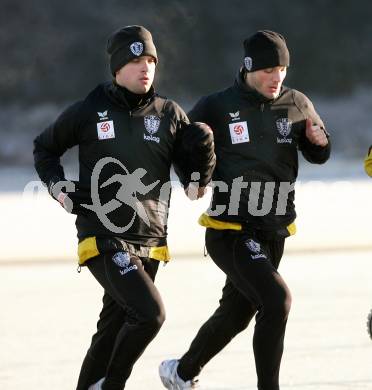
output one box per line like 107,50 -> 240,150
33,26 -> 215,390
159,31 -> 330,390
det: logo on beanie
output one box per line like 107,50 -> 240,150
130,42 -> 144,56
276,118 -> 293,144
244,56 -> 253,71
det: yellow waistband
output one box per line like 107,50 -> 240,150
286,222 -> 297,236
78,237 -> 99,264
364,149 -> 372,177
149,246 -> 171,262
198,213 -> 242,230
77,237 -> 170,265
198,213 -> 296,236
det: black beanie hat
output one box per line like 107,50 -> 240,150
243,30 -> 290,72
107,25 -> 158,76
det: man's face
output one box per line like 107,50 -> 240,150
115,55 -> 156,94
246,66 -> 287,99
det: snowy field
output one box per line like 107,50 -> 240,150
1,252 -> 371,389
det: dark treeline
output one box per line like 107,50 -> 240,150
1,0 -> 371,165
2,0 -> 371,105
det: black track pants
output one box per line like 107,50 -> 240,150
76,253 -> 165,390
178,229 -> 291,390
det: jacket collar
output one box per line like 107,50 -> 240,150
105,81 -> 156,110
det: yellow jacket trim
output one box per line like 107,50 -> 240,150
198,213 -> 296,236
78,237 -> 100,265
286,222 -> 297,236
77,237 -> 171,265
198,213 -> 242,230
149,246 -> 171,262
364,149 -> 372,177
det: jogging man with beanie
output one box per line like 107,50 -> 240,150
159,30 -> 330,390
33,25 -> 215,390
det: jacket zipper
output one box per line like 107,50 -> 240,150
258,102 -> 265,140
128,110 -> 132,133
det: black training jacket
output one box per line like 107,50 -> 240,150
34,82 -> 214,246
188,68 -> 331,232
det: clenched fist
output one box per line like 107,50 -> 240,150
305,118 -> 328,147
185,183 -> 207,200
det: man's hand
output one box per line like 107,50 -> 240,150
48,178 -> 75,212
184,184 -> 207,200
48,177 -> 91,215
305,118 -> 328,147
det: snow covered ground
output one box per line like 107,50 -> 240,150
1,251 -> 372,389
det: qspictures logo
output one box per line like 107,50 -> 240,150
81,157 -> 160,233
25,159 -> 296,234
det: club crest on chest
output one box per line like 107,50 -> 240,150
144,115 -> 161,134
143,115 -> 161,143
276,118 -> 293,144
